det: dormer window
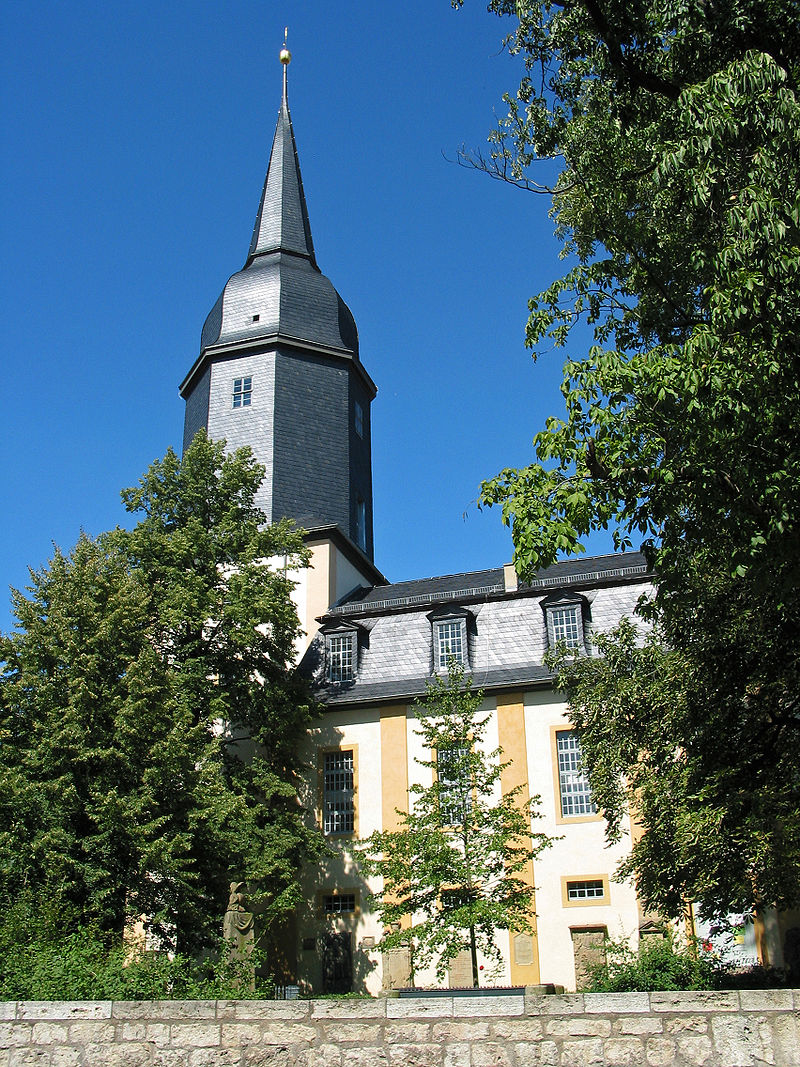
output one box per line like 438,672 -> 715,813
233,376 -> 252,408
542,593 -> 588,654
428,606 -> 471,672
322,623 -> 360,683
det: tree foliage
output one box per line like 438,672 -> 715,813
358,666 -> 550,985
0,433 -> 320,950
452,0 -> 800,918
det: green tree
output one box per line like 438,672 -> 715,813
0,432 -> 320,950
359,665 -> 550,986
452,0 -> 800,918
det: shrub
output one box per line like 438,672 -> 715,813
585,936 -> 723,992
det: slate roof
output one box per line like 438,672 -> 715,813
196,78 -> 359,361
305,552 -> 652,707
330,551 -> 648,616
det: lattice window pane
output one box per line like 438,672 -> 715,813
435,619 -> 465,669
232,376 -> 253,409
557,731 -> 596,817
327,633 -> 355,682
567,879 -> 605,901
550,605 -> 582,649
324,750 -> 355,835
323,893 -> 356,913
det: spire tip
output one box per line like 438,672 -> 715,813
279,27 -> 291,66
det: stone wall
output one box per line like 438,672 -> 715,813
2,989 -> 798,1067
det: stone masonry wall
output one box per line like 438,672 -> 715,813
2,989 -> 798,1067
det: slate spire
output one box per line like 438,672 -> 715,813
247,45 -> 316,268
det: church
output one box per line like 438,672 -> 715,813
177,50 -> 761,995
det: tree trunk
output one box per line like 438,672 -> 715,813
469,923 -> 479,987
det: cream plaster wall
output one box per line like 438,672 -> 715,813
524,689 -> 640,991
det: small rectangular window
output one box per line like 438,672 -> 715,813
355,498 -> 366,552
323,893 -> 356,914
326,632 -> 355,682
434,619 -> 466,670
233,376 -> 252,408
323,750 -> 355,835
354,401 -> 364,438
548,604 -> 582,649
557,731 -> 596,817
567,879 -> 605,901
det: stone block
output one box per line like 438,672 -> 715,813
386,1044 -> 443,1066
188,1049 -> 242,1067
8,1050 -> 51,1067
308,1046 -> 343,1067
738,988 -> 795,1012
543,1017 -> 612,1038
243,1047 -> 296,1067
66,1021 -> 115,1044
383,1022 -> 431,1043
0,1022 -> 31,1047
112,1001 -> 216,1020
84,1043 -> 151,1067
386,999 -> 453,1019
19,1002 -> 112,1020
616,1016 -> 663,1036
514,1040 -> 560,1066
650,990 -> 739,1013
525,993 -> 584,1016
151,1051 -> 190,1067
431,1020 -> 490,1042
311,1001 -> 385,1019
584,992 -> 650,1014
443,1046 -> 470,1067
258,1022 -> 316,1044
663,1015 -> 709,1034
453,995 -> 523,1018
344,1050 -> 389,1067
602,1037 -> 646,1066
168,1022 -> 221,1048
119,1021 -> 171,1045
319,1022 -> 381,1044
488,1017 -> 544,1042
219,1021 -> 265,1046
218,1001 -> 311,1021
644,1037 -> 677,1066
470,1042 -> 514,1067
769,1011 -> 800,1067
710,1014 -> 764,1067
0,1004 -> 17,1021
30,1022 -> 69,1045
50,1049 -> 81,1067
675,1034 -> 714,1066
559,1038 -> 606,1067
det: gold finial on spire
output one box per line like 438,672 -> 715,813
280,27 -> 291,99
279,27 -> 291,65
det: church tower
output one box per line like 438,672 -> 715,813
179,48 -> 377,565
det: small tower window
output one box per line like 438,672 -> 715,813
356,498 -> 366,551
252,314 -> 260,322
233,376 -> 252,408
354,401 -> 364,439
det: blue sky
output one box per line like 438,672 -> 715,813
1,1 -> 613,632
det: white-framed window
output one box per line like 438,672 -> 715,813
233,376 -> 252,408
438,746 -> 471,825
549,604 -> 582,648
434,618 -> 466,670
326,631 -> 356,682
566,879 -> 605,901
354,401 -> 364,438
323,750 -> 355,835
556,730 -> 597,817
